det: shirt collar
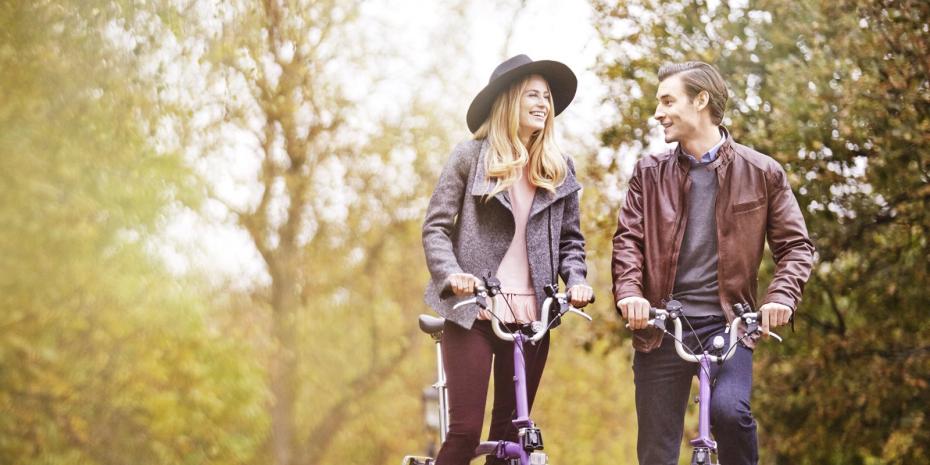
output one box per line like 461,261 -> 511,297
684,128 -> 726,165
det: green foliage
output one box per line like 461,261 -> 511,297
592,0 -> 930,463
0,1 -> 266,464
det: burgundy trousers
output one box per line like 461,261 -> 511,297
435,320 -> 550,465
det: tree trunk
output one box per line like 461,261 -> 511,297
269,260 -> 300,465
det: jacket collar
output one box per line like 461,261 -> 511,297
470,139 -> 510,209
675,126 -> 736,173
470,139 -> 581,216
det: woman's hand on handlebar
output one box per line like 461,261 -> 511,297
568,284 -> 594,308
617,296 -> 651,330
447,273 -> 481,297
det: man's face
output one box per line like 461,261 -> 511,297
654,74 -> 704,144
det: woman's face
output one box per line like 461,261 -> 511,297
517,75 -> 551,139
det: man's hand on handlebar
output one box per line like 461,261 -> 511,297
568,284 -> 594,308
759,302 -> 792,336
446,273 -> 481,297
617,296 -> 651,330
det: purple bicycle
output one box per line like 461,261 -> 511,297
644,300 -> 781,465
402,276 -> 592,465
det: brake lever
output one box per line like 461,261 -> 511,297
566,306 -> 593,322
744,321 -> 784,342
451,297 -> 479,311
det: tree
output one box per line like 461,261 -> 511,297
161,1 -> 482,463
591,0 -> 929,463
0,1 -> 267,464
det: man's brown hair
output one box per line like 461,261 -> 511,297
658,61 -> 729,125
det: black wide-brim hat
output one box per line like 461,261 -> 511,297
466,54 -> 577,133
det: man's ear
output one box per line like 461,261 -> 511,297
694,90 -> 710,111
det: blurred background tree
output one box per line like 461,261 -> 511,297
156,1 -> 481,464
0,1 -> 267,464
592,0 -> 929,463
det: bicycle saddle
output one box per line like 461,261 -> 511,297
418,314 -> 446,335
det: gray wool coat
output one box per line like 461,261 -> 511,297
422,138 -> 589,329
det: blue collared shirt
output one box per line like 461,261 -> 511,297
684,129 -> 726,165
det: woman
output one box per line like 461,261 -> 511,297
422,54 -> 593,465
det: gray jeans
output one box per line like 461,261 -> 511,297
632,315 -> 758,465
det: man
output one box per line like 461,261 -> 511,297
612,61 -> 814,465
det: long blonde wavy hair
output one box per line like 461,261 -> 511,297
473,74 -> 567,199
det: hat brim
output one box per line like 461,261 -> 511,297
466,60 -> 577,134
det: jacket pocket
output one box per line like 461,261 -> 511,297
732,196 -> 766,214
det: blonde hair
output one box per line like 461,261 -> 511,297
473,75 -> 567,198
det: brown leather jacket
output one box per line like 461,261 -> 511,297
612,129 -> 814,352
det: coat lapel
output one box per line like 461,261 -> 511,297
529,165 -> 581,217
470,138 -> 581,216
470,140 -> 512,211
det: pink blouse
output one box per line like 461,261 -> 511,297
478,167 -> 539,324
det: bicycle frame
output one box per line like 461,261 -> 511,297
404,281 -> 591,465
648,304 -> 779,465
476,329 -> 536,464
465,287 -> 585,465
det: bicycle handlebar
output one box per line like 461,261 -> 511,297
647,308 -> 781,363
439,278 -> 592,342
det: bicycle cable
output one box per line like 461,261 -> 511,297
653,323 -> 714,381
485,293 -> 527,360
495,285 -> 525,329
498,204 -> 557,391
718,326 -> 760,362
679,312 -> 708,355
660,317 -> 765,382
486,198 -> 569,422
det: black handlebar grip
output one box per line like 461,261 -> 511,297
649,308 -> 659,319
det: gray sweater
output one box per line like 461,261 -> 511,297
672,163 -> 723,317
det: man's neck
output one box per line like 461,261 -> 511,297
680,126 -> 722,158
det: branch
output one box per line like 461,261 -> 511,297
821,191 -> 918,263
237,116 -> 281,269
834,344 -> 930,363
822,279 -> 847,335
500,0 -> 528,59
797,312 -> 840,333
296,327 -> 420,465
